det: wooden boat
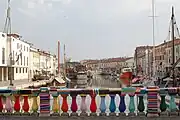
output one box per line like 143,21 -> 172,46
66,68 -> 78,80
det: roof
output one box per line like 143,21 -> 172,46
7,33 -> 20,38
100,57 -> 132,63
155,39 -> 180,48
7,33 -> 33,45
135,46 -> 153,51
52,76 -> 65,84
84,57 -> 133,64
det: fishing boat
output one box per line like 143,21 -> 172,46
78,71 -> 86,75
87,70 -> 93,79
96,68 -> 111,75
66,67 -> 78,80
119,67 -> 133,87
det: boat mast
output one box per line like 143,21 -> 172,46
152,0 -> 156,78
147,46 -> 150,76
135,49 -> 138,76
63,44 -> 67,78
58,40 -> 60,75
171,7 -> 176,87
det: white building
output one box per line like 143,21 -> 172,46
29,48 -> 57,79
39,51 -> 57,75
0,33 -> 31,81
0,32 -> 8,81
7,34 -> 30,81
29,47 -> 40,79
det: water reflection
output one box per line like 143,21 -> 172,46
70,75 -> 120,88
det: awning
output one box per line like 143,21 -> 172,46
132,78 -> 140,83
163,77 -> 173,81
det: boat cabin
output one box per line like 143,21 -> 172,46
50,77 -> 66,87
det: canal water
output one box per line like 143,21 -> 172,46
71,74 -> 121,88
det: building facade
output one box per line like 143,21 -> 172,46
135,39 -> 180,78
7,34 -> 31,81
29,47 -> 40,79
29,47 -> 57,79
0,33 -> 32,81
0,32 -> 8,81
81,57 -> 134,73
134,46 -> 153,76
155,39 -> 180,78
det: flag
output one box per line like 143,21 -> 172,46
16,52 -> 22,62
15,46 -> 22,62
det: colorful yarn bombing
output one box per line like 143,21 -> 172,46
147,86 -> 159,116
40,88 -> 50,115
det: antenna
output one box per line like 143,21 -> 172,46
3,0 -> 11,34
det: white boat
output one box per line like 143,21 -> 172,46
96,69 -> 111,75
78,71 -> 86,75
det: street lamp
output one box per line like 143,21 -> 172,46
9,53 -> 13,86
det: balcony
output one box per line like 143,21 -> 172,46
0,87 -> 179,119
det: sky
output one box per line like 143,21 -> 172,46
0,0 -> 180,61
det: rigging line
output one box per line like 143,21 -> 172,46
173,17 -> 180,38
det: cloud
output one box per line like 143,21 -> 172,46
17,7 -> 36,18
16,0 -> 71,18
120,0 -> 151,14
51,0 -> 71,4
27,1 -> 36,9
61,0 -> 71,4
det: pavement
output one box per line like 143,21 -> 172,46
0,116 -> 179,120
0,79 -> 51,88
0,79 -> 30,87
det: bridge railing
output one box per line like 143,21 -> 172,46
0,86 -> 179,117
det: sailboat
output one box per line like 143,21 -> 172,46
51,41 -> 66,88
64,44 -> 78,80
162,7 -> 180,87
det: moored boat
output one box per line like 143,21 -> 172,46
119,67 -> 133,87
87,70 -> 93,79
66,68 -> 78,80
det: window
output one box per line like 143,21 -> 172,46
21,55 -> 22,65
24,56 -> 25,66
13,51 -> 14,60
26,68 -> 28,73
2,48 -> 5,64
176,47 -> 179,53
17,43 -> 19,49
24,46 -> 25,51
27,57 -> 28,66
27,47 -> 28,52
16,68 -> 18,73
17,59 -> 19,65
19,68 -> 21,73
23,68 -> 24,73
